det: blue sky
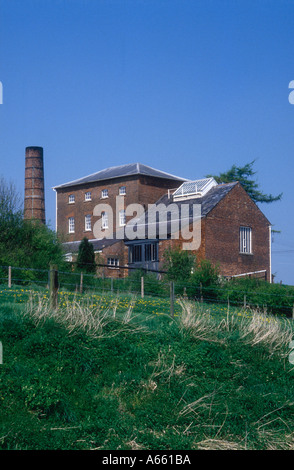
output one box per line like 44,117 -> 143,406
0,0 -> 294,285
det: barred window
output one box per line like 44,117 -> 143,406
128,242 -> 158,264
85,191 -> 91,201
69,194 -> 75,204
145,243 -> 158,262
240,227 -> 252,254
101,189 -> 108,199
129,244 -> 142,263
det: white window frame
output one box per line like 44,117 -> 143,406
85,191 -> 91,201
107,257 -> 119,268
101,189 -> 108,199
68,194 -> 75,204
68,217 -> 75,233
119,209 -> 126,226
240,226 -> 252,254
101,211 -> 108,229
65,253 -> 73,262
119,186 -> 126,195
85,214 -> 91,231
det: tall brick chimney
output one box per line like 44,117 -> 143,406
24,146 -> 46,223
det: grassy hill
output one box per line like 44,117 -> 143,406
0,287 -> 294,450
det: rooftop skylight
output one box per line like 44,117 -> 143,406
172,177 -> 217,200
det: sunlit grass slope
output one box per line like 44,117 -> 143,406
0,290 -> 294,450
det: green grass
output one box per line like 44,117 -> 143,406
0,287 -> 294,450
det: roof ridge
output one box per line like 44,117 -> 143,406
53,162 -> 187,189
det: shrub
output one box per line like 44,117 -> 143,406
163,247 -> 196,283
218,278 -> 294,316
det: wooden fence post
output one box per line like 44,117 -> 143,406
141,276 -> 144,299
170,281 -> 174,317
79,272 -> 83,294
49,264 -> 58,309
8,266 -> 11,288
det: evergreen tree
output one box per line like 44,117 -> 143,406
76,237 -> 96,273
207,160 -> 282,204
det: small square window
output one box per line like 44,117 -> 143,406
119,186 -> 126,195
101,189 -> 108,198
68,217 -> 75,233
85,191 -> 91,201
69,194 -> 75,204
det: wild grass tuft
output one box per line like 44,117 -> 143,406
177,299 -> 222,343
24,292 -> 146,338
238,310 -> 293,357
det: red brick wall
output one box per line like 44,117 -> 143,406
157,184 -> 270,280
157,219 -> 206,271
204,183 -> 271,279
97,241 -> 129,279
56,175 -> 183,242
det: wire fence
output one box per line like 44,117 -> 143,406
0,264 -> 294,317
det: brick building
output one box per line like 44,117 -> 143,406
53,163 -> 271,281
53,163 -> 186,277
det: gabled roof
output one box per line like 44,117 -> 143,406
53,163 -> 187,190
141,181 -> 237,219
199,182 -> 238,217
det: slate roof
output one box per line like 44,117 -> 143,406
62,238 -> 122,254
130,182 -> 239,236
54,163 -> 187,190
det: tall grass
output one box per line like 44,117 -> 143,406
1,292 -> 294,450
24,292 -> 146,338
177,298 -> 293,358
238,312 -> 293,357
